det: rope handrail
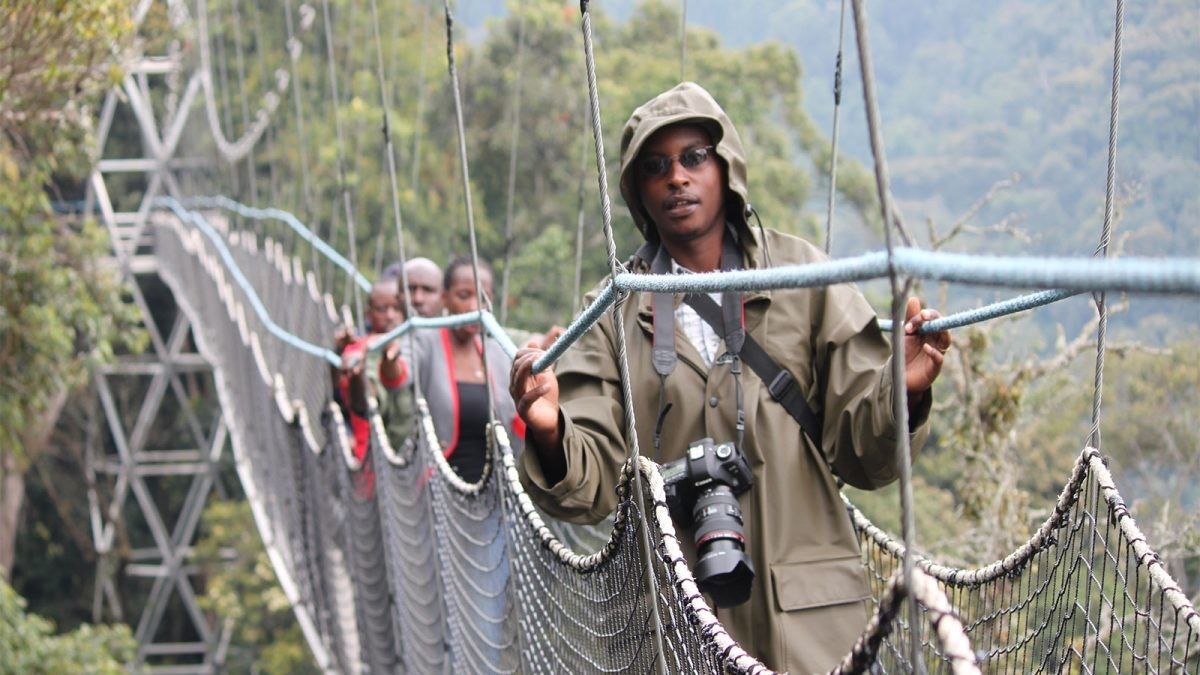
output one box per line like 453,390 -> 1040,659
173,195 -> 372,291
532,250 -> 1200,372
157,196 -> 1197,379
156,199 -> 518,368
606,250 -> 1200,296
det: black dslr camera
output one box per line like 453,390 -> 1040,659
660,438 -> 755,607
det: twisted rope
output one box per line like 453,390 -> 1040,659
368,0 -> 423,391
835,569 -> 980,674
442,0 -> 498,423
678,0 -> 688,82
499,1 -> 528,326
282,0 -> 321,286
319,0 -> 364,327
1089,0 -> 1125,450
824,0 -> 848,254
851,1 -> 920,665
579,1 -> 668,670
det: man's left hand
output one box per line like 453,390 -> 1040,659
903,297 -> 951,395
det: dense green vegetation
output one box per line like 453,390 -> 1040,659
0,0 -> 143,580
0,576 -> 134,675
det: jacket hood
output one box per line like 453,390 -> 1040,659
619,82 -> 754,247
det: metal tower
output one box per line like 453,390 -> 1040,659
83,1 -> 229,671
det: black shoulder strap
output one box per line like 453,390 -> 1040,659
683,292 -> 824,449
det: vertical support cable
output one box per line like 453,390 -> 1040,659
678,0 -> 688,82
579,2 -> 667,672
499,1 -> 528,326
1089,0 -> 1125,451
247,0 -> 280,207
442,0 -> 497,420
851,0 -> 922,669
283,0 -> 321,288
229,0 -> 259,204
824,0 -> 848,255
211,0 -> 241,198
321,0 -> 364,328
571,103 -> 589,318
411,1 -> 430,195
369,0 -> 422,391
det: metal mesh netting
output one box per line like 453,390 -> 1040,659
152,209 -> 1195,673
857,449 -> 1200,673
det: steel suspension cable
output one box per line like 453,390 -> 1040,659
211,0 -> 241,197
229,0 -> 259,204
499,1 -> 528,326
851,0 -> 922,669
571,105 -> 589,317
320,0 -> 365,328
824,0 -> 848,254
283,0 -> 321,288
678,0 -> 687,82
369,0 -> 422,393
246,0 -> 278,206
578,2 -> 668,672
1089,0 -> 1125,451
442,0 -> 498,423
411,1 -> 430,195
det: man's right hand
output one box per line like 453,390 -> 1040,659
509,343 -> 566,480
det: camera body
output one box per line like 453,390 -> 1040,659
660,438 -> 756,607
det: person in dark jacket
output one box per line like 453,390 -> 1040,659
509,82 -> 951,672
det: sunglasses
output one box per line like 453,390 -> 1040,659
638,145 -> 715,177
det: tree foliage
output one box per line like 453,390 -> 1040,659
0,575 -> 134,675
0,0 -> 143,578
193,500 -> 319,673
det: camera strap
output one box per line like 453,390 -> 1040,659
682,293 -> 824,449
643,234 -> 824,450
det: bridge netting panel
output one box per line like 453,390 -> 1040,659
152,209 -> 1196,673
856,448 -> 1199,673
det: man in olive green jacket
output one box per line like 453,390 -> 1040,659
510,82 -> 951,673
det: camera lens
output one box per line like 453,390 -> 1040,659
691,486 -> 755,607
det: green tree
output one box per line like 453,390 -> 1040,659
193,500 -> 318,673
0,0 -> 143,577
0,575 -> 134,675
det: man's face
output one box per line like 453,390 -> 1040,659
367,283 -> 403,334
405,264 -> 443,317
637,123 -> 726,248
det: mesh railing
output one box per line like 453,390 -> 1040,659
856,448 -> 1199,673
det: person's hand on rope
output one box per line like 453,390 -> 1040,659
334,325 -> 357,354
378,338 -> 409,391
510,339 -> 567,482
340,342 -> 371,417
539,325 -> 565,350
331,324 -> 359,389
903,297 -> 951,401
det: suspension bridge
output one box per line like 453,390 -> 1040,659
74,0 -> 1198,672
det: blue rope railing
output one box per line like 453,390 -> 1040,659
156,198 -> 518,368
876,289 -> 1079,333
157,196 -> 1198,375
178,195 -> 372,292
534,252 -> 1197,372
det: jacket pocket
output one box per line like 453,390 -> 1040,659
771,554 -> 869,612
